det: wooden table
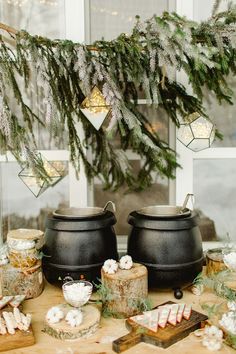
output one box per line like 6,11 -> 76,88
5,281 -> 235,354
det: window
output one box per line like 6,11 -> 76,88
0,0 -> 84,243
176,0 -> 236,242
86,0 -> 176,235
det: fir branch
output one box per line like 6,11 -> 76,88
1,7 -> 236,190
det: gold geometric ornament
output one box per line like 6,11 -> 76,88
80,86 -> 111,130
177,112 -> 216,152
18,155 -> 64,197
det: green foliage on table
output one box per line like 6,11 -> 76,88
1,1 -> 236,189
194,270 -> 236,301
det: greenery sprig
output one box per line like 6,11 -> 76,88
1,3 -> 236,189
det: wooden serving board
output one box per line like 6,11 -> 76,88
0,325 -> 35,352
113,301 -> 208,353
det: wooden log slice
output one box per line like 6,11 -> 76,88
1,261 -> 44,299
44,304 -> 101,340
101,263 -> 148,318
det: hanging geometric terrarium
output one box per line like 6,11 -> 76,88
177,112 -> 215,152
18,156 -> 64,197
80,86 -> 111,130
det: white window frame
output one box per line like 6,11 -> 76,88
175,0 -> 236,208
0,0 -> 89,211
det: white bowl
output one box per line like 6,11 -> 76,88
62,280 -> 93,307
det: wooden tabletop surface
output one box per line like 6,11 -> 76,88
4,280 -> 235,354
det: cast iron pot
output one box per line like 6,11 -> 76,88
42,203 -> 118,284
127,206 -> 203,298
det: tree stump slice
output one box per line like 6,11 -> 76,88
44,304 -> 101,340
101,263 -> 148,318
1,261 -> 44,299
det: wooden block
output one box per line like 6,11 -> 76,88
112,301 -> 208,353
0,325 -> 35,352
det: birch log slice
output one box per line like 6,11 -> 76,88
44,304 -> 100,340
101,263 -> 148,318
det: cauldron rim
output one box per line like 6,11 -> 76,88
128,210 -> 199,230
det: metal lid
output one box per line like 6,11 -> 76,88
136,205 -> 191,218
53,207 -> 105,219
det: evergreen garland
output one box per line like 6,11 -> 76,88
1,3 -> 236,190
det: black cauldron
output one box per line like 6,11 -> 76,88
127,206 -> 203,298
42,205 -> 118,284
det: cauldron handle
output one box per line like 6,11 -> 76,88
180,193 -> 194,213
103,201 -> 116,213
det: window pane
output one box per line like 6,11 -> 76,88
0,0 -> 65,39
193,159 -> 236,241
205,78 -> 236,148
94,103 -> 169,235
89,0 -> 169,41
0,161 -> 69,242
137,105 -> 169,143
94,176 -> 169,236
0,0 -> 68,150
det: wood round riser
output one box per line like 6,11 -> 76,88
101,263 -> 148,318
43,304 -> 101,340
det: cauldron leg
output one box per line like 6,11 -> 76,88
173,288 -> 183,299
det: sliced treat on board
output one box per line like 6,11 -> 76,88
177,303 -> 186,323
183,304 -> 192,320
130,309 -> 159,332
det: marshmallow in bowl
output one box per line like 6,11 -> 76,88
63,282 -> 92,303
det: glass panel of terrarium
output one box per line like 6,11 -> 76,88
89,0 -> 169,42
0,161 -> 69,243
193,159 -> 236,242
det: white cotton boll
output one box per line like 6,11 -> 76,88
66,309 -> 83,327
102,259 -> 118,274
228,301 -> 236,311
202,326 -> 223,351
219,311 -> 236,335
202,338 -> 222,351
46,306 -> 64,324
119,255 -> 133,270
223,252 -> 236,271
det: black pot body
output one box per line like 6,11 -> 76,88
43,211 -> 118,284
127,211 -> 203,289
